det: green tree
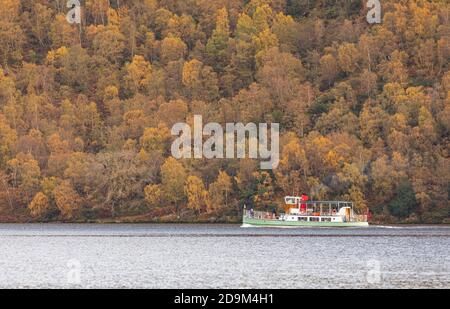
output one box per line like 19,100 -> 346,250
206,8 -> 230,72
388,182 -> 418,218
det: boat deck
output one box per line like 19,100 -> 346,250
243,200 -> 369,228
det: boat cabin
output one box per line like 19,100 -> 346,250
242,197 -> 368,227
282,197 -> 355,223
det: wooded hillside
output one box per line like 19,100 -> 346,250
0,0 -> 448,223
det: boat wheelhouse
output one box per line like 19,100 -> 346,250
242,196 -> 369,227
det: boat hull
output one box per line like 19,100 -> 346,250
243,217 -> 369,228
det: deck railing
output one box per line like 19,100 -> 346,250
244,201 -> 368,222
244,209 -> 368,222
245,210 -> 278,220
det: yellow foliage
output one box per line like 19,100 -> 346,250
144,184 -> 162,209
53,181 -> 81,219
29,192 -> 50,218
185,175 -> 208,213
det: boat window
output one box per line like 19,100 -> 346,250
321,217 -> 332,222
310,217 -> 319,222
285,197 -> 297,204
298,217 -> 308,222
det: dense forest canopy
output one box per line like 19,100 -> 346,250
0,0 -> 448,223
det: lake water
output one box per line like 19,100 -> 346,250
0,224 -> 449,288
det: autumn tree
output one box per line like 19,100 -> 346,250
161,157 -> 187,215
124,55 -> 153,97
208,170 -> 232,213
319,54 -> 338,87
0,114 -> 17,167
185,175 -> 208,214
7,153 -> 41,204
140,124 -> 172,155
49,14 -> 79,49
53,180 -> 82,219
29,192 -> 51,218
92,25 -> 126,64
81,151 -> 160,216
272,12 -> 298,53
256,47 -> 305,105
144,184 -> 162,210
337,43 -> 360,74
253,171 -> 275,209
275,133 -> 308,196
160,36 -> 187,64
182,59 -> 219,101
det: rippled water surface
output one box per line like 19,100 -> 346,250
0,224 -> 449,288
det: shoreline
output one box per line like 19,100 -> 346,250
1,213 -> 448,225
0,220 -> 449,226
